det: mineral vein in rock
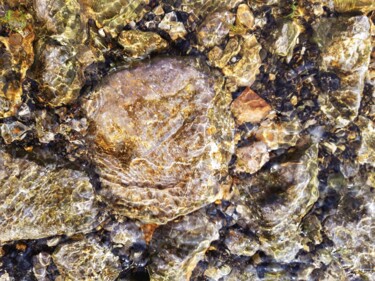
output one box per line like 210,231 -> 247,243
83,57 -> 234,224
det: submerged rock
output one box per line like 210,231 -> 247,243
0,9 -> 34,117
314,16 -> 372,127
80,0 -> 148,37
118,30 -> 168,58
158,12 -> 187,41
234,141 -> 269,174
255,118 -> 302,150
0,150 -> 100,243
231,87 -> 272,125
271,20 -> 302,62
0,120 -> 31,144
235,4 -> 254,31
323,182 -> 374,280
179,0 -> 242,18
197,11 -> 235,48
233,142 -> 319,262
31,42 -> 84,107
149,210 -> 221,280
53,237 -> 122,281
83,57 -> 234,224
356,116 -> 375,167
324,0 -> 375,13
222,35 -> 262,91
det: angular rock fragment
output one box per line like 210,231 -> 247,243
0,120 -> 31,144
208,38 -> 241,69
197,11 -> 235,48
231,87 -> 272,125
53,237 -> 122,281
0,150 -> 100,243
118,30 -> 168,58
222,35 -> 262,91
271,20 -> 302,62
356,116 -> 375,167
235,4 -> 254,31
83,57 -> 234,224
233,142 -> 319,262
224,229 -> 259,257
149,210 -> 221,280
314,16 -> 372,127
158,12 -> 187,41
234,141 -> 269,174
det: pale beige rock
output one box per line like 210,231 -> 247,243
272,20 -> 302,62
197,11 -> 235,48
53,237 -> 122,281
159,12 -> 187,40
235,141 -> 269,174
231,87 -> 272,125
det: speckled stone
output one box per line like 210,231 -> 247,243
0,150 -> 100,243
83,57 -> 234,224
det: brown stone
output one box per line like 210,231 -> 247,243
231,87 -> 272,125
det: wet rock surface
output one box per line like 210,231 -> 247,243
0,150 -> 100,243
83,57 -> 234,224
0,0 -> 374,280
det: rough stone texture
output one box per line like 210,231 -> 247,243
158,12 -> 187,41
0,10 -> 34,118
53,237 -> 122,281
231,87 -> 272,125
0,150 -> 100,243
314,16 -> 372,127
324,0 -> 375,13
197,11 -> 235,48
224,229 -> 259,257
271,20 -> 302,62
222,35 -> 262,91
79,0 -> 148,37
118,30 -> 168,58
235,4 -> 254,31
233,142 -> 319,262
179,0 -> 242,18
149,210 -> 221,281
356,116 -> 375,167
105,220 -> 145,248
32,42 -> 83,107
323,178 -> 374,280
234,141 -> 269,174
83,57 -> 234,224
255,118 -> 301,151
